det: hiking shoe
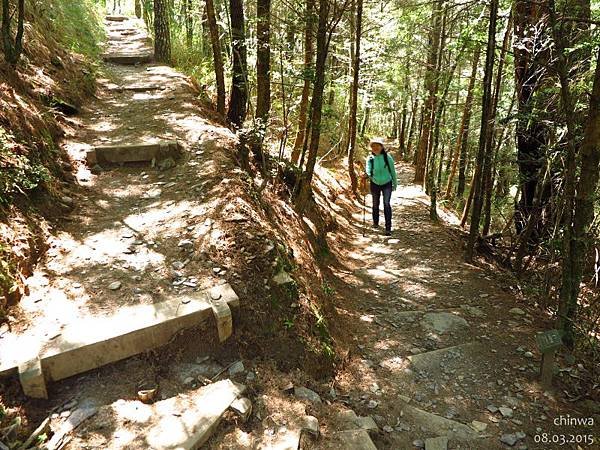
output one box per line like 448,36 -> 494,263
372,223 -> 379,229
385,230 -> 392,236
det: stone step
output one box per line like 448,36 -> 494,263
327,430 -> 378,450
398,397 -> 480,442
65,380 -> 246,450
86,140 -> 181,166
102,53 -> 153,65
3,283 -> 238,398
408,342 -> 477,374
319,409 -> 378,449
105,15 -> 129,22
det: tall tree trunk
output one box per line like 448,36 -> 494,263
513,0 -> 550,235
254,0 -> 271,150
465,0 -> 498,262
558,46 -> 600,346
183,0 -> 194,48
428,6 -> 451,219
550,0 -> 592,346
201,3 -> 212,57
431,46 -> 460,217
413,105 -> 425,165
154,0 -> 172,63
359,104 -> 370,136
227,0 -> 248,128
135,0 -> 142,18
405,97 -> 419,161
398,73 -> 410,158
2,0 -> 25,66
205,0 -> 226,115
339,0 -> 356,157
482,11 -> 513,236
291,0 -> 314,164
460,169 -> 476,227
445,46 -> 480,198
414,0 -> 443,184
399,102 -> 407,158
347,0 -> 363,194
294,0 -> 328,212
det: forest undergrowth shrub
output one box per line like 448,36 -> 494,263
0,128 -> 50,205
171,40 -> 214,85
0,242 -> 15,315
40,0 -> 105,58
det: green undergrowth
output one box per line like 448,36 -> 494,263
172,42 -> 215,84
41,0 -> 105,58
0,242 -> 15,316
0,128 -> 51,206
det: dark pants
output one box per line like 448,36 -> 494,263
371,180 -> 393,231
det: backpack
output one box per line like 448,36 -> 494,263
369,150 -> 393,179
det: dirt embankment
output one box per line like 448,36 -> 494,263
0,6 -> 349,378
0,2 -> 101,316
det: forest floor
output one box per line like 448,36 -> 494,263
0,15 -> 597,450
319,166 -> 599,449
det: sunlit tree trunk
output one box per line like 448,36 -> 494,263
360,103 -> 369,136
465,0 -> 498,262
414,0 -> 443,184
431,43 -> 460,219
398,66 -> 410,158
253,0 -> 271,155
482,11 -> 513,236
427,5 -> 449,219
183,0 -> 194,47
445,46 -> 480,198
347,0 -> 363,194
227,0 -> 248,128
154,0 -> 172,63
291,0 -> 314,164
205,0 -> 226,115
405,97 -> 419,161
294,0 -> 328,212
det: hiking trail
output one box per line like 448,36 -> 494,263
0,15 -> 592,450
324,165 -> 587,449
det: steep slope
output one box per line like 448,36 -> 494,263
0,0 -> 103,313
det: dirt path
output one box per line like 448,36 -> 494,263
1,16 -> 596,450
327,165 -> 595,449
0,16 -> 236,380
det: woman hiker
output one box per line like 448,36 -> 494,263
363,138 -> 398,236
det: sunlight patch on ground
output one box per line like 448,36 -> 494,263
373,338 -> 401,351
378,356 -> 409,373
91,119 -> 119,134
347,250 -> 368,259
365,268 -> 398,281
44,229 -> 166,272
399,264 -> 436,277
364,244 -> 394,255
132,91 -> 165,101
399,280 -> 438,300
123,200 -> 198,232
114,400 -> 153,424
